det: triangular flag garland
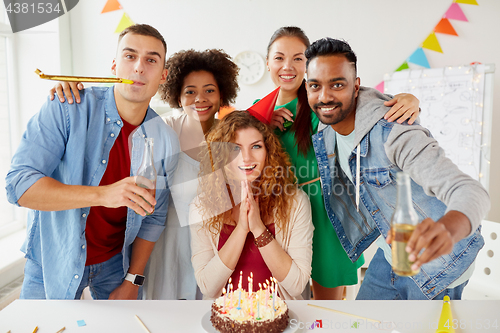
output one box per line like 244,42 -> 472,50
114,13 -> 134,33
455,0 -> 478,5
396,61 -> 410,72
434,18 -> 458,36
444,3 -> 468,22
101,0 -> 135,34
422,32 -> 443,53
408,48 -> 430,68
376,0 -> 477,90
374,81 -> 384,93
101,0 -> 122,13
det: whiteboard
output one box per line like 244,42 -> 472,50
383,64 -> 495,191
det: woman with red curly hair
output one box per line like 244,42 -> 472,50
189,111 -> 313,300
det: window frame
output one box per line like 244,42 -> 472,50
0,13 -> 27,240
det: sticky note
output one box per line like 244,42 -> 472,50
77,320 -> 86,327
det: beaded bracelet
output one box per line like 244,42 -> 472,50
254,228 -> 274,248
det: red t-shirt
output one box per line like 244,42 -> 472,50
85,118 -> 137,266
217,223 -> 276,291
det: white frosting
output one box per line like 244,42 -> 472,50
214,289 -> 287,322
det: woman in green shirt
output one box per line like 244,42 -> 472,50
264,26 -> 420,299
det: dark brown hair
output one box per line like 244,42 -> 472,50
118,24 -> 167,58
160,49 -> 239,109
267,26 -> 312,156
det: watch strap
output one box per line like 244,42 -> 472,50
125,273 -> 145,286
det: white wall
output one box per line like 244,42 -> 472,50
13,0 -> 500,221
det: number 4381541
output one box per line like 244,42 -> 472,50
5,2 -> 61,14
445,319 -> 498,330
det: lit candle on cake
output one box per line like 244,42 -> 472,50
272,279 -> 276,312
227,277 -> 232,294
230,283 -> 233,308
263,283 -> 269,307
248,276 -> 252,299
256,293 -> 261,320
222,287 -> 227,314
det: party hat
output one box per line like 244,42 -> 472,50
247,86 -> 280,124
436,296 -> 455,333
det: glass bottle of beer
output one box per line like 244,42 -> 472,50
136,138 -> 156,215
391,172 -> 420,276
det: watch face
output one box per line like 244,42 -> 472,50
234,51 -> 265,85
134,275 -> 145,286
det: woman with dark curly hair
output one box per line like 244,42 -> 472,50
48,48 -> 239,300
189,111 -> 313,300
144,49 -> 239,300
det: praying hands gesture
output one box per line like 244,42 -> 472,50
237,180 -> 267,237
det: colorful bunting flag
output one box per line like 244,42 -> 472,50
455,0 -> 478,5
444,3 -> 468,21
375,81 -> 384,93
434,18 -> 458,36
408,47 -> 430,68
114,13 -> 134,33
396,61 -> 409,72
422,32 -> 443,53
101,0 -> 122,14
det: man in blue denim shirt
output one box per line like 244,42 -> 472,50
5,24 -> 180,299
305,38 -> 490,300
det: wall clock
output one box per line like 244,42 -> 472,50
234,51 -> 266,85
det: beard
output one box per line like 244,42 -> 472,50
312,90 -> 357,126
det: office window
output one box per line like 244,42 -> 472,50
0,9 -> 17,238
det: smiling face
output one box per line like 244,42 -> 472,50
225,127 -> 267,183
306,55 -> 360,135
111,33 -> 167,109
178,70 -> 221,123
267,36 -> 307,94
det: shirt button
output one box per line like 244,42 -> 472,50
107,118 -> 110,122
117,121 -> 121,125
82,213 -> 87,218
82,245 -> 86,249
74,275 -> 79,279
110,133 -> 115,137
102,160 -> 106,164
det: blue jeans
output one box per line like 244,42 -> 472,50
21,252 -> 137,299
356,248 -> 468,300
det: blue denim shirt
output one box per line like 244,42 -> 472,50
5,86 -> 180,299
312,120 -> 485,299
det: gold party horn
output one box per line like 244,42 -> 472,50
35,69 -> 134,84
436,295 -> 455,333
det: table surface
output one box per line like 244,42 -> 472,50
1,299 -> 499,332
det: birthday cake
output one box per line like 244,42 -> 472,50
210,288 -> 289,333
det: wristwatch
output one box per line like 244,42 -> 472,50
125,273 -> 145,286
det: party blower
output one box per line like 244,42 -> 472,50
247,86 -> 280,124
436,296 -> 455,333
35,69 -> 134,84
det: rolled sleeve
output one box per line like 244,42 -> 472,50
5,99 -> 68,206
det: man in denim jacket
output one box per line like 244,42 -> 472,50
5,24 -> 180,299
306,38 -> 490,300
